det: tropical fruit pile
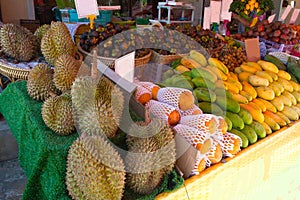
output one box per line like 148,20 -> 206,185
160,50 -> 300,149
232,20 -> 300,45
133,80 -> 242,177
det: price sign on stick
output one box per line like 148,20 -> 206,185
268,14 -> 276,23
210,1 -> 222,24
115,51 -> 135,83
203,7 -> 211,30
245,38 -> 260,62
290,9 -> 300,24
221,0 -> 233,21
280,5 -> 292,22
74,0 -> 99,29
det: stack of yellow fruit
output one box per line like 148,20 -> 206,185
243,0 -> 260,15
169,50 -> 300,149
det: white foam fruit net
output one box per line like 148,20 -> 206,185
136,81 -> 160,93
179,114 -> 218,135
206,140 -> 222,166
179,104 -> 203,117
216,116 -> 228,134
157,87 -> 193,110
135,85 -> 152,104
173,124 -> 212,172
145,100 -> 179,125
221,132 -> 242,158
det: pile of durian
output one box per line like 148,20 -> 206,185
18,22 -> 176,199
68,74 -> 176,199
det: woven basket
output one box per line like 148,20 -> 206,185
0,52 -> 83,81
0,61 -> 31,81
151,50 -> 186,65
135,50 -> 152,67
77,43 -> 152,69
156,120 -> 300,199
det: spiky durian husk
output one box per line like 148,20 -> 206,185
0,23 -> 38,61
34,24 -> 50,47
125,119 -> 176,195
71,77 -> 103,136
53,54 -> 80,92
27,63 -> 59,101
66,134 -> 126,200
41,92 -> 75,135
94,76 -> 124,138
41,21 -> 76,65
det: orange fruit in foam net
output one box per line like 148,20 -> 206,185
157,87 -> 195,111
146,100 -> 181,126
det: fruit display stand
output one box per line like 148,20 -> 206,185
1,80 -> 300,199
156,121 -> 300,199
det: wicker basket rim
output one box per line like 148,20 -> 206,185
0,52 -> 83,80
77,42 -> 152,61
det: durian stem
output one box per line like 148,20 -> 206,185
91,49 -> 98,80
145,108 -> 151,125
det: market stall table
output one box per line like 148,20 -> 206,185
0,81 -> 183,200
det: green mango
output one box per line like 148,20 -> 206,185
215,96 -> 240,113
198,102 -> 224,116
191,77 -> 215,90
193,88 -> 216,102
226,111 -> 244,130
240,125 -> 257,144
230,129 -> 249,148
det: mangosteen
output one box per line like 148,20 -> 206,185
89,30 -> 99,38
273,30 -> 281,37
80,32 -> 89,40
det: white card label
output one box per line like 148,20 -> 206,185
210,1 -> 222,24
74,0 -> 99,19
268,14 -> 276,23
280,5 -> 292,21
290,9 -> 300,24
203,7 -> 211,30
221,0 -> 233,21
114,51 -> 135,83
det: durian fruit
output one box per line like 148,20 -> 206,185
125,119 -> 176,195
71,77 -> 103,136
71,76 -> 124,138
0,23 -> 38,61
27,63 -> 59,101
53,54 -> 81,92
34,24 -> 50,47
94,76 -> 124,138
42,92 -> 75,135
41,21 -> 76,65
66,134 -> 126,200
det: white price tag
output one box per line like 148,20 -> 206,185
74,0 -> 99,19
203,7 -> 211,30
268,14 -> 276,23
280,5 -> 292,22
221,0 -> 233,21
210,1 -> 222,24
114,51 -> 135,83
290,9 -> 300,24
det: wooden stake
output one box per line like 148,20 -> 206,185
91,49 -> 98,80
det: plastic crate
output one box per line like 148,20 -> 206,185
95,10 -> 112,26
69,9 -> 89,23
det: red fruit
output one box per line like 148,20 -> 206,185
273,30 -> 281,37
